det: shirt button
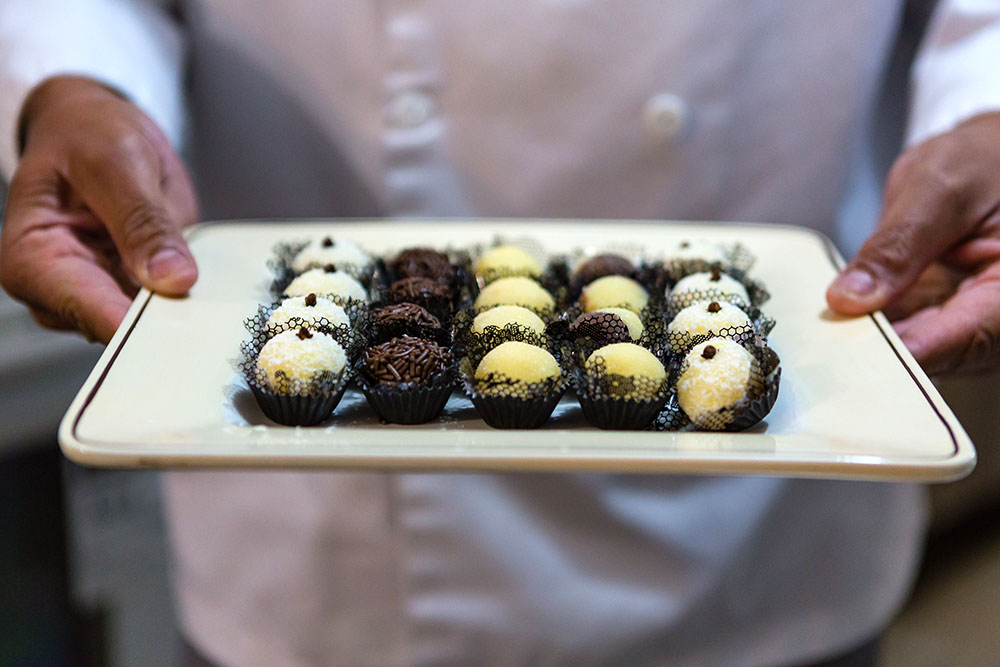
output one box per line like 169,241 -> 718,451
386,90 -> 435,129
642,93 -> 689,141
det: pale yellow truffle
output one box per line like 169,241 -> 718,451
256,329 -> 348,392
474,245 -> 542,278
596,307 -> 645,340
266,295 -> 350,330
580,275 -> 649,313
474,277 -> 555,312
285,268 -> 367,302
671,271 -> 749,304
667,300 -> 753,351
677,338 -> 753,425
585,343 -> 666,400
472,305 -> 547,336
475,341 -> 561,391
291,237 -> 370,273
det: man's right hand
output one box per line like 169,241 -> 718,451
0,75 -> 199,343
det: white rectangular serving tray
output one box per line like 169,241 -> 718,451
59,219 -> 976,481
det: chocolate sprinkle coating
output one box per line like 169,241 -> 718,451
575,253 -> 634,285
364,335 -> 451,385
391,248 -> 456,283
388,276 -> 452,304
371,302 -> 441,329
569,311 -> 631,346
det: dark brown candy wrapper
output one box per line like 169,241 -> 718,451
574,253 -> 635,285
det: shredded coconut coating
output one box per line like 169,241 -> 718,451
677,338 -> 753,420
585,343 -> 666,399
671,271 -> 749,304
285,268 -> 367,301
475,341 -> 561,389
580,275 -> 649,313
472,305 -> 547,335
667,300 -> 752,348
474,277 -> 554,312
266,295 -> 350,330
256,330 -> 348,391
596,307 -> 644,340
474,245 -> 542,277
291,238 -> 370,273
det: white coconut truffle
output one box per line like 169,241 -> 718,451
285,268 -> 367,302
266,293 -> 350,330
256,328 -> 348,392
667,300 -> 753,350
472,305 -> 547,336
596,307 -> 644,340
474,277 -> 555,312
666,239 -> 727,264
671,270 -> 750,304
291,237 -> 370,273
580,275 -> 649,313
677,338 -> 754,425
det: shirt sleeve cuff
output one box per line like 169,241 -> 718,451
906,0 -> 1000,146
0,0 -> 186,181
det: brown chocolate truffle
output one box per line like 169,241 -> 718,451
574,253 -> 634,285
363,335 -> 451,385
569,311 -> 631,346
371,302 -> 441,329
391,248 -> 456,283
386,276 -> 453,317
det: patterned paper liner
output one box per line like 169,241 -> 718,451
457,333 -> 568,429
571,354 -> 671,430
451,312 -> 550,359
655,336 -> 781,432
245,301 -> 367,341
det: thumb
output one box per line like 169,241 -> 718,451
827,160 -> 976,317
69,134 -> 197,295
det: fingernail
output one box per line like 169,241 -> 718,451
146,248 -> 190,282
835,269 -> 876,297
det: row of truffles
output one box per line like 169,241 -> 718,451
242,236 -> 777,431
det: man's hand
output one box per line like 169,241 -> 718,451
0,75 -> 198,343
827,111 -> 1000,376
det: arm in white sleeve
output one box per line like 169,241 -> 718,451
907,0 -> 1000,145
0,0 -> 186,180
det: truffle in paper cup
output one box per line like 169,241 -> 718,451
360,302 -> 450,346
357,336 -> 455,424
459,340 -> 567,429
238,327 -> 356,426
665,336 -> 781,432
572,344 -> 670,430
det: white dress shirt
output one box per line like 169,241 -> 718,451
3,1 -> 1000,666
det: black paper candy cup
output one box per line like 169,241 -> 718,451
457,348 -> 567,429
577,392 -> 668,430
466,386 -> 567,429
357,373 -> 456,424
248,379 -> 351,426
